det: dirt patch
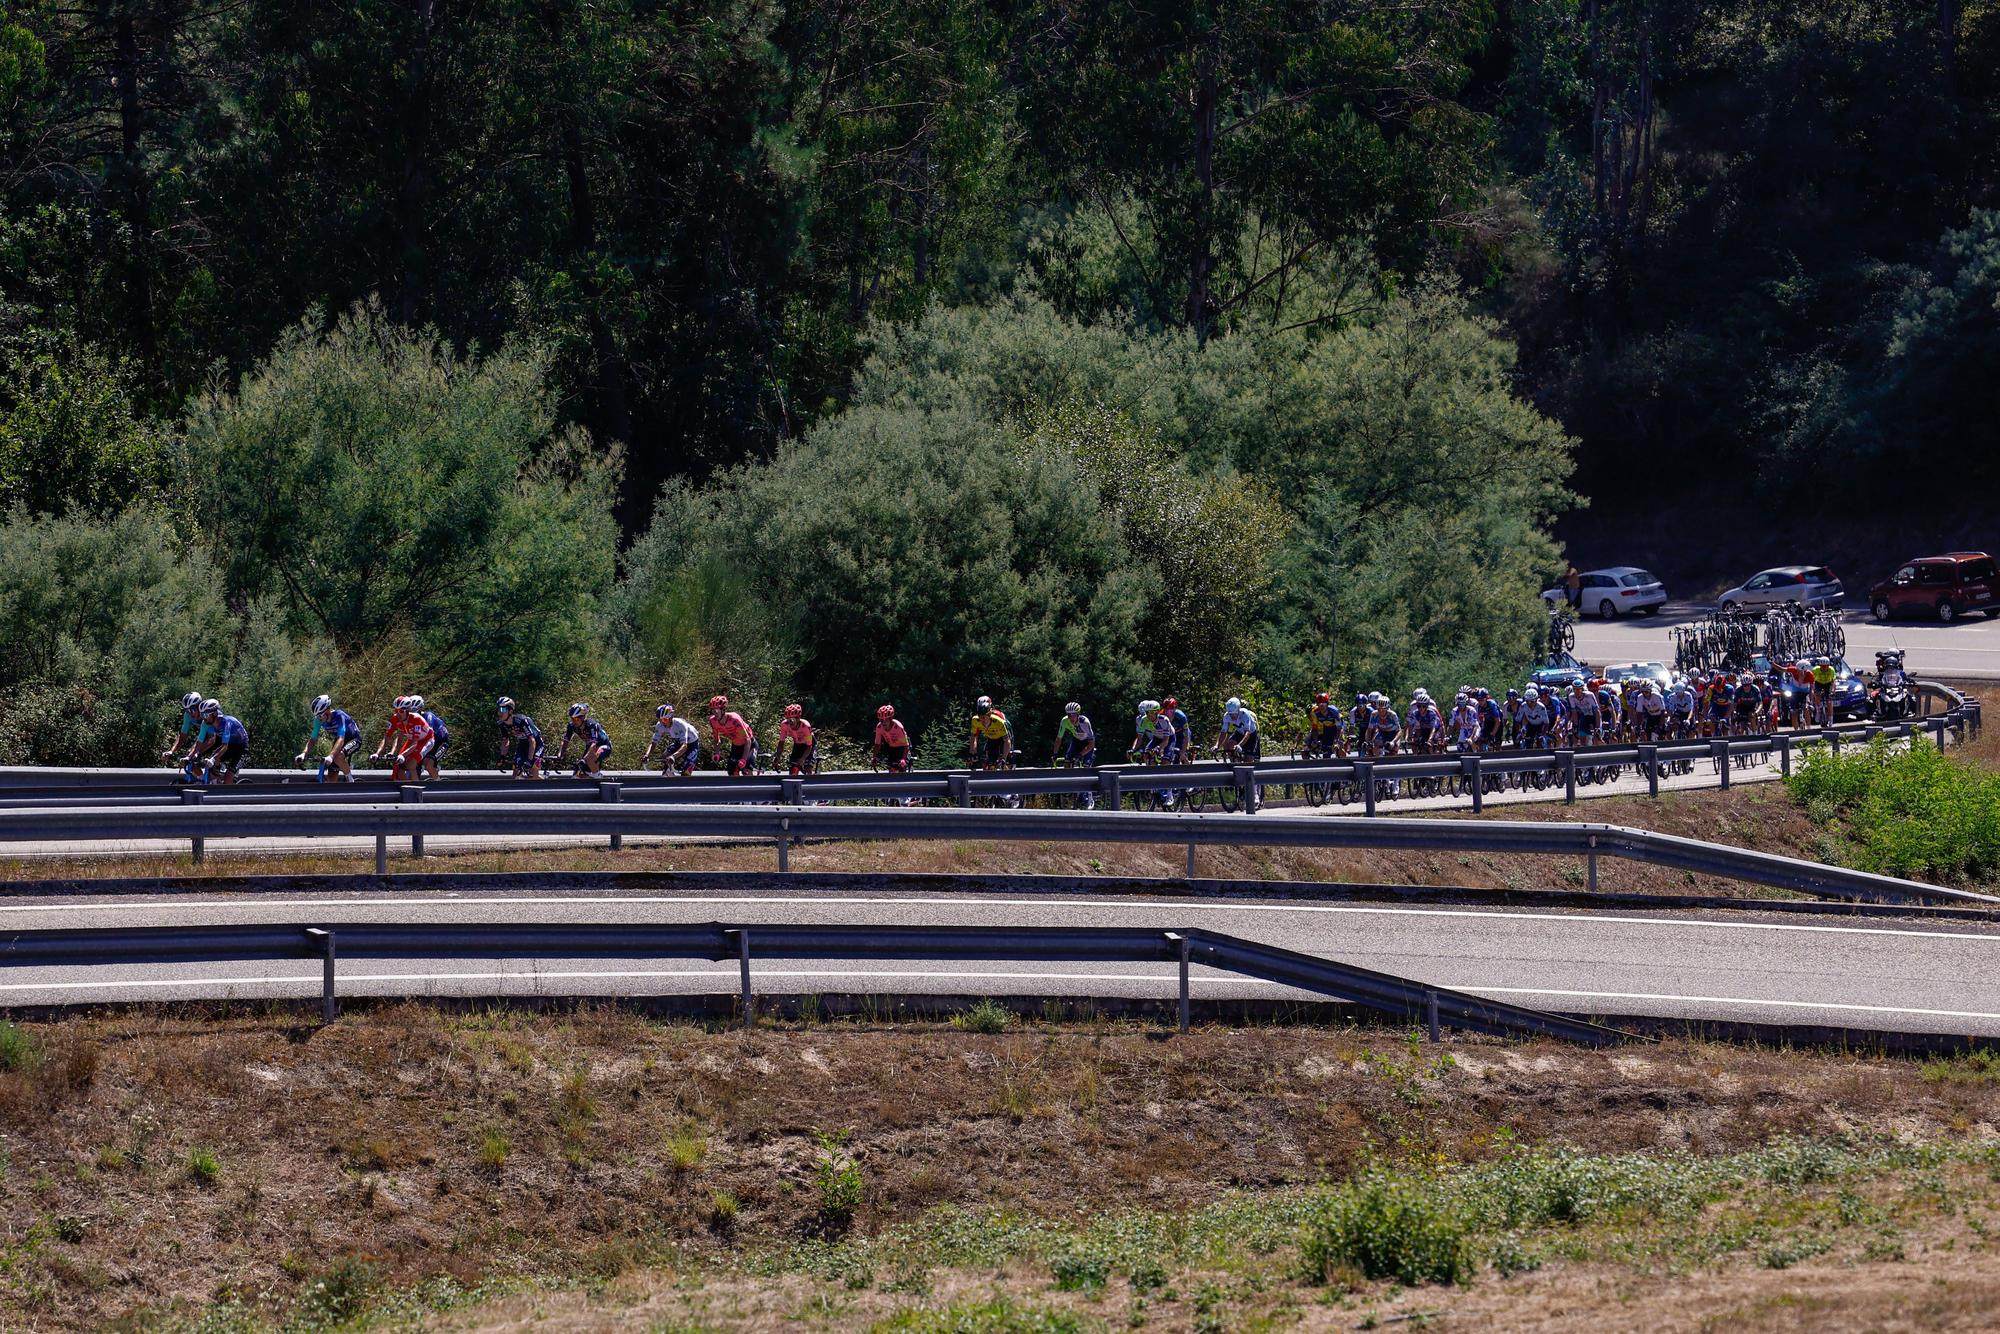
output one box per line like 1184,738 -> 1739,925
2,1006 -> 1999,1329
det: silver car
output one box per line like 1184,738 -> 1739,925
1718,565 -> 1844,613
1542,566 -> 1668,619
1603,661 -> 1673,692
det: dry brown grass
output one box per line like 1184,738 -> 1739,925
0,1006 -> 1997,1329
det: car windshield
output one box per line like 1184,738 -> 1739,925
1803,567 -> 1834,582
1620,572 -> 1657,587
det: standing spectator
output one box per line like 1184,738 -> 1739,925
1563,562 -> 1582,610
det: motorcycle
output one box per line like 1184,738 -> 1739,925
1871,649 -> 1912,722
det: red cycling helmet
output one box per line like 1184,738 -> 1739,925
1162,697 -> 1179,710
783,703 -> 804,719
1314,691 -> 1331,703
877,704 -> 895,720
707,694 -> 728,711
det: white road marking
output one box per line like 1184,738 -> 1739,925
3,893 -> 1995,944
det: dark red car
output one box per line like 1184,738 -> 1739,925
1869,552 -> 2000,623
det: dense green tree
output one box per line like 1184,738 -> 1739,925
184,303 -> 619,700
0,339 -> 176,514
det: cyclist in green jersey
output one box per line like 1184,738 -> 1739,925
1056,703 -> 1096,766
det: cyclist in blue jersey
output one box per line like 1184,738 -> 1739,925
495,697 -> 546,779
1131,699 -> 1177,761
557,703 -> 613,776
160,691 -> 208,764
1214,697 -> 1262,762
1162,697 -> 1192,764
412,696 -> 450,780
189,699 -> 249,784
296,694 -> 362,781
1055,702 -> 1096,766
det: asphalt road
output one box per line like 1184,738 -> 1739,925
7,886 -> 1999,1035
1573,602 -> 2000,680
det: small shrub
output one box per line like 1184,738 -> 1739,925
709,1190 -> 740,1233
292,1257 -> 381,1327
1300,1174 -> 1473,1287
1922,1049 -> 2000,1084
478,1130 -> 509,1173
953,999 -> 1013,1035
0,1021 -> 39,1072
1049,1241 -> 1112,1292
811,1130 -> 864,1236
186,1147 -> 221,1188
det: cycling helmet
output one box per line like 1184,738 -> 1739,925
406,695 -> 425,713
181,691 -> 203,713
783,703 -> 804,719
393,695 -> 411,713
1369,692 -> 1386,704
311,693 -> 332,717
1506,688 -> 1519,698
1315,691 -> 1331,704
201,698 -> 221,717
1225,697 -> 1243,712
657,704 -> 675,720
1139,699 -> 1160,714
877,704 -> 895,720
1454,692 -> 1469,704
708,695 -> 729,712
1355,694 -> 1368,706
1524,686 -> 1539,698
1063,702 -> 1080,715
496,696 -> 515,713
1163,697 -> 1179,710
569,702 -> 588,720
1476,688 -> 1490,698
975,695 -> 993,710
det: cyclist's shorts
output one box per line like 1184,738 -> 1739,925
881,743 -> 908,769
339,735 -> 362,757
429,735 -> 451,760
1238,733 -> 1263,762
215,741 -> 247,773
728,741 -> 751,771
1057,738 -> 1090,764
511,737 -> 544,766
671,741 -> 702,773
979,736 -> 1008,767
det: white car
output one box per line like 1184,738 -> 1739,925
1542,567 -> 1668,619
1718,565 -> 1844,613
1603,661 -> 1673,692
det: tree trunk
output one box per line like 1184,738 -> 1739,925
1187,38 -> 1219,343
394,0 -> 436,324
110,2 -> 158,369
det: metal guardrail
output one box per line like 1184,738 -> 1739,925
0,919 -> 1630,1046
0,800 -> 1991,907
0,687 -> 1977,819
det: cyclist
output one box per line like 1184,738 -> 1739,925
967,695 -> 1012,769
1449,692 -> 1482,752
296,694 -> 362,782
708,695 -> 758,776
1518,687 -> 1552,749
1215,697 -> 1262,762
1476,689 -> 1504,752
1500,689 -> 1523,746
1665,677 -> 1697,737
495,697 -> 546,780
1349,693 -> 1372,744
1731,674 -> 1765,735
1162,697 -> 1192,764
161,690 -> 209,764
1406,690 -> 1443,754
1809,657 -> 1838,727
412,696 -> 450,780
1706,674 -> 1735,737
1055,702 -> 1096,767
1633,679 -> 1667,739
1306,691 -> 1346,758
775,704 -> 817,776
1566,679 -> 1600,744
871,704 -> 912,772
1364,694 -> 1401,756
371,696 -> 435,780
556,702 -> 613,776
1132,699 -> 1176,761
194,699 -> 249,784
642,704 -> 702,775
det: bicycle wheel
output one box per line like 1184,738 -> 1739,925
1219,782 -> 1239,813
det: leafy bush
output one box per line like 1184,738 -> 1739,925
951,999 -> 1013,1034
1787,738 -> 2000,880
0,339 -> 179,516
1299,1173 -> 1473,1286
0,1021 -> 38,1072
185,1146 -> 220,1188
811,1130 -> 864,1237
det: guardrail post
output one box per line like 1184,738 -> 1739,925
180,787 -> 205,865
1185,843 -> 1196,880
1932,718 -> 1949,751
375,830 -> 388,876
600,780 -> 623,851
1711,741 -> 1731,790
1425,989 -> 1441,1044
1235,766 -> 1259,815
1100,770 -> 1120,811
780,777 -> 803,806
777,816 -> 790,873
730,928 -> 753,1027
1560,750 -> 1577,805
1166,933 -> 1189,1035
1355,760 -> 1375,817
950,773 -> 970,808
1777,733 -> 1792,777
1588,835 -> 1598,893
1462,755 -> 1483,813
400,784 -> 425,858
1825,729 -> 1841,756
1639,746 -> 1658,798
306,928 -> 336,1024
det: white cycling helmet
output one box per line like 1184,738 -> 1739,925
310,693 -> 332,717
406,694 -> 425,712
201,698 -> 221,717
569,702 -> 589,720
181,691 -> 203,713
1064,702 -> 1081,715
1525,686 -> 1539,698
657,704 -> 675,720
1139,699 -> 1160,713
975,695 -> 992,710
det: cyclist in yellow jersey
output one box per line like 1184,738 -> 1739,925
1809,658 -> 1838,726
1305,691 -> 1346,757
967,694 -> 1013,768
